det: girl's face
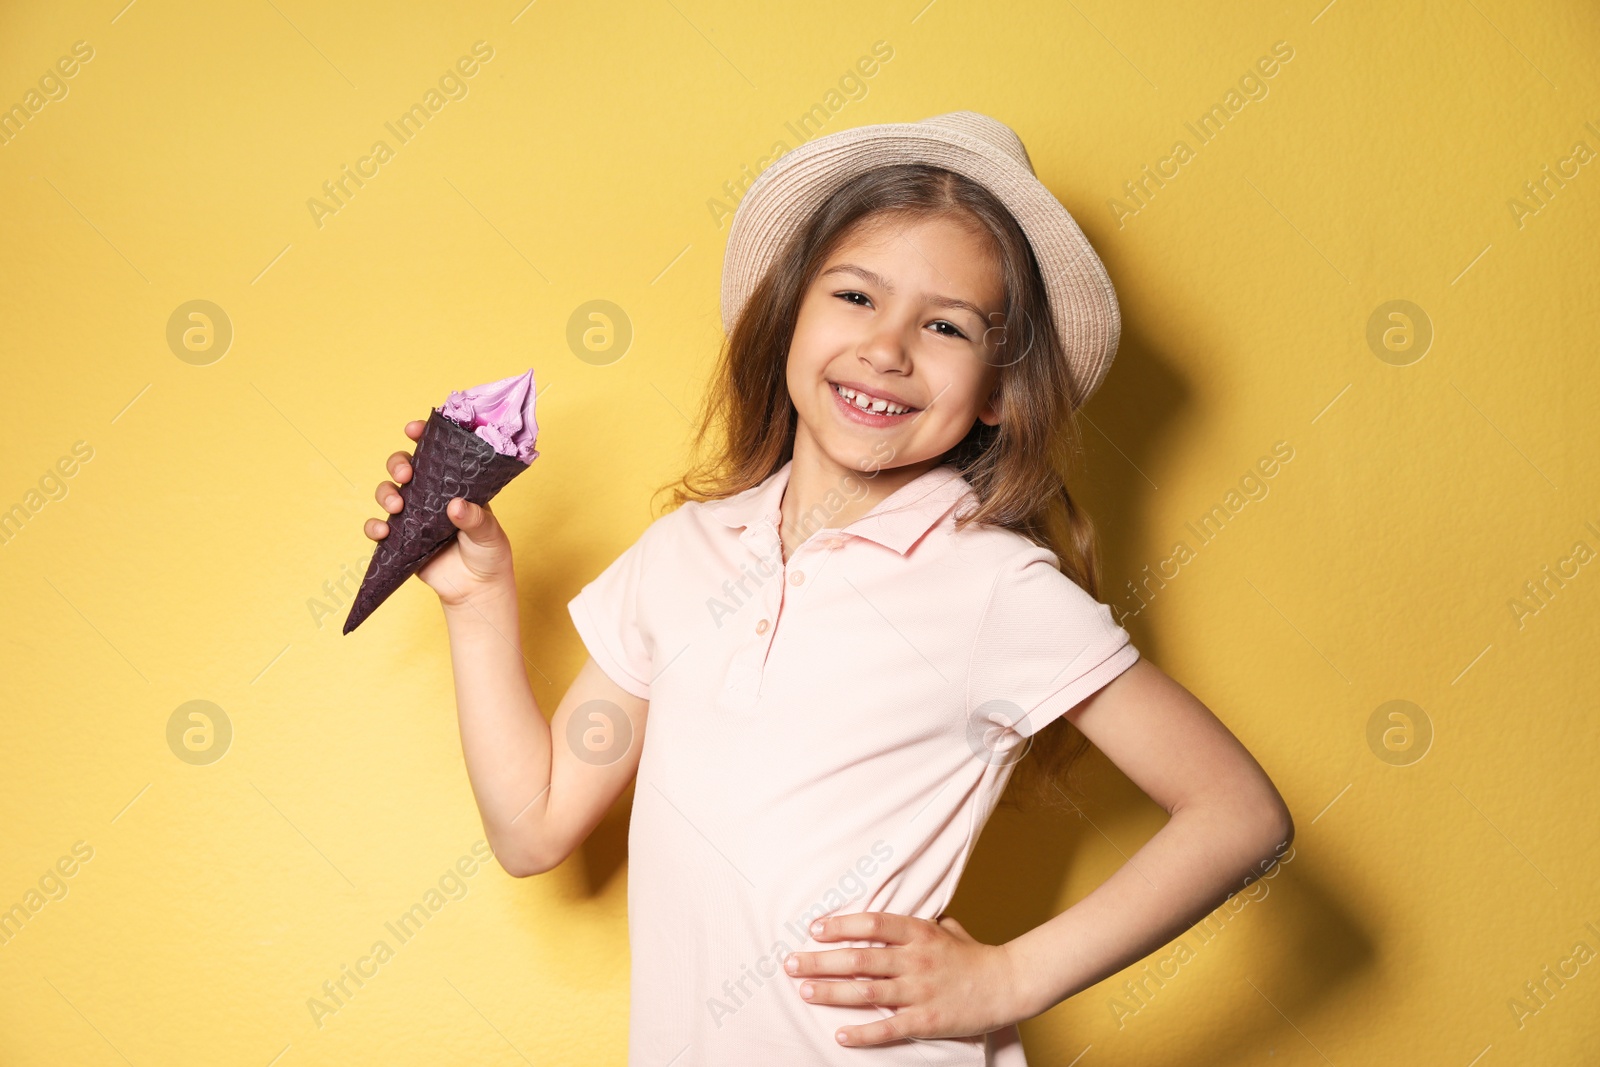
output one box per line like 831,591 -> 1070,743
785,212 -> 1006,477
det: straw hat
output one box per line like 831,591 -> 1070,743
720,110 -> 1122,410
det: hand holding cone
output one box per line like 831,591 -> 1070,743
345,370 -> 539,634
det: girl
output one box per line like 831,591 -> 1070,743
363,111 -> 1293,1065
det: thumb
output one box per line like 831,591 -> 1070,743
936,916 -> 974,942
447,497 -> 501,544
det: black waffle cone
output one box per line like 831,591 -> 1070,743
343,409 -> 530,634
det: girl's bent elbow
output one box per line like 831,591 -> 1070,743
1268,791 -> 1294,839
1244,775 -> 1293,852
497,854 -> 535,878
499,854 -> 548,878
1223,789 -> 1293,867
495,842 -> 564,878
1259,803 -> 1294,861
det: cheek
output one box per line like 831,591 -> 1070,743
785,326 -> 824,384
793,302 -> 848,350
788,310 -> 851,378
926,361 -> 993,417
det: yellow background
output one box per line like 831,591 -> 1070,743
2,0 -> 1597,1063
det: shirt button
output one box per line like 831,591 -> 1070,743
756,619 -> 769,634
789,571 -> 805,585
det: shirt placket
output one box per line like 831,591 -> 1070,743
717,521 -> 783,712
718,521 -> 840,711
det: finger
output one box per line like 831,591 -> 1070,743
374,479 -> 403,512
811,912 -> 915,945
834,1010 -> 922,1048
447,498 -> 498,544
386,450 -> 414,483
404,419 -> 425,440
798,977 -> 906,1008
364,517 -> 389,541
786,946 -> 902,979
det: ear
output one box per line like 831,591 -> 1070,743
977,384 -> 1002,427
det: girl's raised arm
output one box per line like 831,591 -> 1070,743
441,589 -> 650,877
366,420 -> 649,877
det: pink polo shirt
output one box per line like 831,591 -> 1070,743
567,458 -> 1139,1066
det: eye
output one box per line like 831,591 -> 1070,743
833,291 -> 969,340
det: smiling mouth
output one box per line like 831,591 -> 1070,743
828,381 -> 920,416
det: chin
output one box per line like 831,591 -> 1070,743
823,438 -> 924,478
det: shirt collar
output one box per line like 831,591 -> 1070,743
705,458 -> 975,556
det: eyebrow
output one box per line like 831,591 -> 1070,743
821,263 -> 990,322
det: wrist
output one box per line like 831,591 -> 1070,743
440,577 -> 520,619
999,937 -> 1056,1024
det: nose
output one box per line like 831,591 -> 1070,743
855,317 -> 913,375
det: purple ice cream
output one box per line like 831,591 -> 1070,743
437,367 -> 540,463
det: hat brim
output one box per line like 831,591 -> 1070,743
720,120 -> 1121,409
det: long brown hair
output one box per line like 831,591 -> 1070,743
655,163 -> 1110,813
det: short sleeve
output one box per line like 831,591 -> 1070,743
567,521 -> 659,701
968,546 -> 1139,738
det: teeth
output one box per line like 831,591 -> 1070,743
834,383 -> 912,416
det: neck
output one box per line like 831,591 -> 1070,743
779,432 -> 941,556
